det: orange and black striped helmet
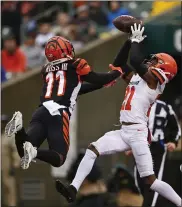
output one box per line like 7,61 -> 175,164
45,36 -> 75,62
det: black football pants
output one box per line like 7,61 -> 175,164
15,106 -> 70,167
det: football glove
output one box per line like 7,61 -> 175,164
130,23 -> 147,43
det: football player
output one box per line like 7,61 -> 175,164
56,24 -> 181,207
5,36 -> 123,170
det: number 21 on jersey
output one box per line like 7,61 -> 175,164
121,86 -> 135,111
45,71 -> 66,98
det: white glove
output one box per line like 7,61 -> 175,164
130,23 -> 147,43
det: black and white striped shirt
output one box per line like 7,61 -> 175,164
149,100 -> 181,144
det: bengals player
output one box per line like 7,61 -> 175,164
5,36 -> 123,170
55,24 -> 181,207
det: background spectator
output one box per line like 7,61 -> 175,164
73,1 -> 87,9
107,1 -> 129,29
52,12 -> 71,37
22,14 -> 37,40
74,5 -> 98,43
107,164 -> 143,207
68,25 -> 84,52
87,24 -> 98,42
1,1 -> 22,46
35,21 -> 54,50
1,31 -> 27,78
89,1 -> 108,27
21,32 -> 45,69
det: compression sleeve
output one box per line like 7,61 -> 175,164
78,83 -> 103,95
113,39 -> 131,67
113,39 -> 134,76
130,42 -> 148,77
81,70 -> 121,85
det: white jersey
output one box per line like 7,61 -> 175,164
120,74 -> 165,125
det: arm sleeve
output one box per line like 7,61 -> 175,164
165,105 -> 181,145
113,40 -> 134,76
130,42 -> 148,77
113,39 -> 131,67
78,83 -> 103,95
81,70 -> 121,85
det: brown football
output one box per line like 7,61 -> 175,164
113,15 -> 142,33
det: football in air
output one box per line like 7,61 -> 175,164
113,15 -> 142,33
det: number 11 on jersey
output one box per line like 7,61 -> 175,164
121,86 -> 135,111
45,71 -> 66,98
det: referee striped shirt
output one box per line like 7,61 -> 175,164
149,100 -> 181,144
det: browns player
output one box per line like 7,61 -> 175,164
5,36 -> 123,170
56,24 -> 181,206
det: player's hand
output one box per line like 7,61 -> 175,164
130,23 -> 147,43
104,80 -> 117,88
109,64 -> 124,76
166,142 -> 176,152
125,150 -> 133,156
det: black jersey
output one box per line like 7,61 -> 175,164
40,58 -> 122,113
40,59 -> 91,113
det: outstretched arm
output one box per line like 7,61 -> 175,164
129,24 -> 159,89
73,58 -> 123,86
81,70 -> 121,85
75,40 -> 133,96
113,39 -> 131,67
78,83 -> 103,95
78,69 -> 120,95
113,39 -> 134,82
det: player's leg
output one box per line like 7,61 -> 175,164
134,153 -> 163,206
56,129 -> 130,203
131,131 -> 181,206
5,109 -> 47,161
8,107 -> 49,169
143,148 -> 167,207
37,109 -> 70,167
22,107 -> 69,168
21,119 -> 47,169
139,154 -> 162,207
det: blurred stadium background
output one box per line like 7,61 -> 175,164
1,1 -> 181,207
